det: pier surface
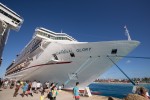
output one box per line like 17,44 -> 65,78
0,88 -> 121,100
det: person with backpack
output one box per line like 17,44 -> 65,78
51,86 -> 58,100
47,83 -> 55,100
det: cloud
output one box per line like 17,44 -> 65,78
126,60 -> 131,64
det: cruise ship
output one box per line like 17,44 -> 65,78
5,27 -> 140,89
0,3 -> 23,66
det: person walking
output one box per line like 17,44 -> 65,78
32,80 -> 37,93
27,81 -> 33,97
47,83 -> 55,100
46,81 -> 50,89
10,80 -> 15,89
73,82 -> 80,100
37,81 -> 42,93
4,80 -> 8,89
0,78 -> 2,89
43,82 -> 47,93
21,81 -> 29,97
51,86 -> 58,100
13,81 -> 21,97
40,91 -> 45,100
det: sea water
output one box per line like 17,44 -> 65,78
89,83 -> 150,98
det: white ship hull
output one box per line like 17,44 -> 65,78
6,40 -> 139,89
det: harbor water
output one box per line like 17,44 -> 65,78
89,83 -> 150,98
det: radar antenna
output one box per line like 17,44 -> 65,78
124,26 -> 131,41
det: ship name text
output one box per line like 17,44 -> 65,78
55,47 -> 91,55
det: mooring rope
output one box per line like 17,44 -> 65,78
107,55 -> 136,86
108,55 -> 150,60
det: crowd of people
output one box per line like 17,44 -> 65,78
0,78 -> 60,100
1,77 -> 150,100
0,78 -> 80,100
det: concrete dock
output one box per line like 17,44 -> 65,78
0,88 -> 121,100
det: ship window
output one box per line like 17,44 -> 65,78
0,9 -> 2,13
0,9 -> 20,24
53,54 -> 58,60
70,52 -> 75,57
48,35 -> 50,38
111,49 -> 117,54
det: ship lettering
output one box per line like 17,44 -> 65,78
76,48 -> 91,52
56,49 -> 73,55
56,48 -> 91,55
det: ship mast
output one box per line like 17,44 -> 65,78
124,26 -> 131,41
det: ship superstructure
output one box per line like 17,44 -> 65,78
6,27 -> 77,75
0,3 -> 23,65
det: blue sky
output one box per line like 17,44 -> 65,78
0,0 -> 150,79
